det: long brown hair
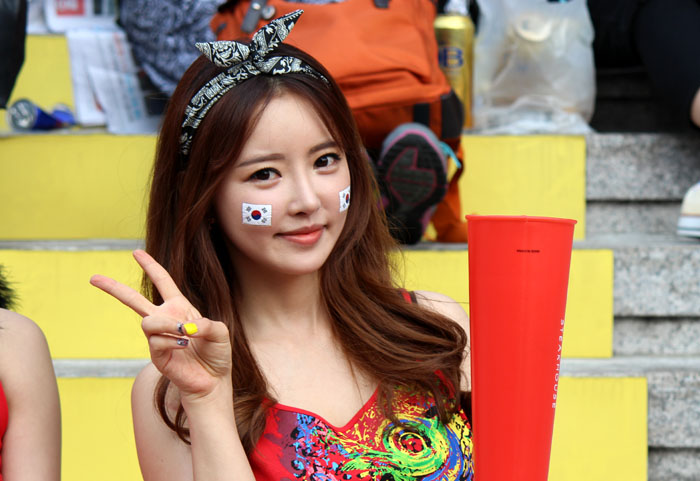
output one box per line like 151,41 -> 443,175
144,43 -> 467,452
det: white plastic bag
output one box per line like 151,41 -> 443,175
473,0 -> 595,134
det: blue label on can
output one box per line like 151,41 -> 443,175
438,46 -> 464,69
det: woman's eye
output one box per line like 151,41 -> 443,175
249,168 -> 279,182
315,153 -> 341,169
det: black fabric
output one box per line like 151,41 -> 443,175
633,0 -> 700,117
440,90 -> 464,139
0,0 -> 27,109
413,102 -> 431,128
587,0 -> 645,68
588,0 -> 700,120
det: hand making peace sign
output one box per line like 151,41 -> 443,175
90,250 -> 232,401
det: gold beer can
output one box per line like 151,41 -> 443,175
435,14 -> 474,129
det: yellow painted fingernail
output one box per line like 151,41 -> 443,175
183,323 -> 198,336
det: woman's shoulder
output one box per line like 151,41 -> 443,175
0,309 -> 57,404
0,307 -> 45,333
133,362 -> 181,417
411,290 -> 469,331
0,309 -> 51,364
133,362 -> 163,403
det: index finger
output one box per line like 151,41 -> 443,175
133,249 -> 185,301
90,274 -> 154,317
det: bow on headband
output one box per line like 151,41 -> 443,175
179,9 -> 328,157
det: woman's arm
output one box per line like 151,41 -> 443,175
92,250 -> 255,481
413,290 -> 471,392
0,309 -> 61,481
132,364 -> 193,481
132,363 -> 253,481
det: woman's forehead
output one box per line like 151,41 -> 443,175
234,94 -> 340,162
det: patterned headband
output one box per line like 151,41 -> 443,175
179,9 -> 328,156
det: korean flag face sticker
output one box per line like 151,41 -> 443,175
339,185 -> 351,212
242,203 -> 271,226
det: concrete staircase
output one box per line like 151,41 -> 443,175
581,67 -> 700,480
582,132 -> 700,480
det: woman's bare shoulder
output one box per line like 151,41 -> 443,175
412,290 -> 469,330
0,309 -> 52,364
132,362 -> 181,419
134,362 -> 161,389
412,291 -> 471,391
133,362 -> 162,408
0,308 -> 45,334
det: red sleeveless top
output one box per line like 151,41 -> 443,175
0,380 -> 9,481
249,382 -> 473,480
249,291 -> 472,480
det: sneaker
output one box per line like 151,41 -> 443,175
678,181 -> 700,238
375,123 -> 448,244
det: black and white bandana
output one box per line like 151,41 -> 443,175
179,10 -> 328,157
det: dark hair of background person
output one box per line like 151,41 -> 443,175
0,266 -> 16,310
143,43 -> 468,453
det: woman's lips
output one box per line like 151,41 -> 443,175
278,226 -> 324,245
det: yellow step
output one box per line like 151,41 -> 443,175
458,135 -> 587,240
1,250 -> 148,358
0,134 -> 154,239
1,248 -> 612,358
55,375 -> 646,481
550,377 -> 647,480
58,377 -> 140,481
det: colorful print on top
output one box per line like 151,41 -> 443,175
250,384 -> 473,481
339,185 -> 351,212
242,203 -> 271,226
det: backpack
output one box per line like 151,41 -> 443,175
210,0 -> 464,153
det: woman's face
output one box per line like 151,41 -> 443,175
214,92 -> 351,279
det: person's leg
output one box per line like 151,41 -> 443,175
587,0 -> 644,69
633,0 -> 700,126
678,87 -> 700,237
692,89 -> 700,128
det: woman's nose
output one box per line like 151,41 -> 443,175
288,171 -> 322,215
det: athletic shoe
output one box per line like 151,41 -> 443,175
677,181 -> 700,238
375,123 -> 448,244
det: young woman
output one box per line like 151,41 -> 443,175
0,270 -> 61,481
91,11 -> 473,481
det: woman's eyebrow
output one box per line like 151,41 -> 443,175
309,140 -> 338,155
236,140 -> 338,168
236,153 -> 285,168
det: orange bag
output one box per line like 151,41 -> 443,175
211,0 -> 463,152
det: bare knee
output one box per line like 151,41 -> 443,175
692,88 -> 700,128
